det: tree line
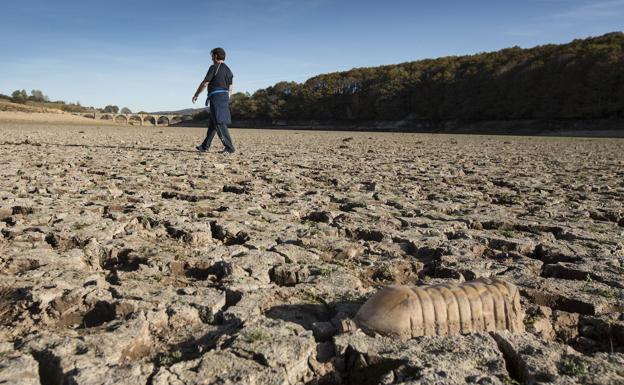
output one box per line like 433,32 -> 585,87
0,90 -> 135,114
224,32 -> 624,124
7,89 -> 49,103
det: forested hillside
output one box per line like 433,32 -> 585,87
229,33 -> 623,124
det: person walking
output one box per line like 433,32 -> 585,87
192,47 -> 236,154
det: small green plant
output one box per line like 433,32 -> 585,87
586,224 -> 607,235
137,246 -> 159,257
501,230 -> 515,238
248,208 -> 262,216
606,261 -> 624,274
523,312 -> 540,328
502,376 -> 521,385
594,287 -> 617,299
317,266 -> 335,277
582,275 -> 594,291
71,222 -> 90,230
582,275 -> 619,298
299,290 -> 326,304
314,244 -> 333,253
333,291 -> 368,304
159,350 -> 182,366
242,329 -> 270,343
75,344 -> 89,355
83,254 -> 94,267
559,356 -> 588,377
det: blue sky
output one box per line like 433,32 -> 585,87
0,0 -> 622,112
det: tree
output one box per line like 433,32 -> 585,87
11,89 -> 28,103
120,107 -> 132,114
103,105 -> 119,113
222,32 -> 624,125
29,90 -> 48,102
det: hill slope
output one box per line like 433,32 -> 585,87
229,33 -> 624,125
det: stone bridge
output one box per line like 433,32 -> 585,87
76,112 -> 184,126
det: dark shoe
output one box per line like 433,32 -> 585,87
196,145 -> 208,153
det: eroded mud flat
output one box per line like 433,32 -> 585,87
0,123 -> 623,385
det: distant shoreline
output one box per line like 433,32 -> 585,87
177,118 -> 624,138
2,111 -> 623,138
0,111 -> 116,125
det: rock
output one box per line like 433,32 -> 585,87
493,331 -> 624,384
2,125 -> 623,384
312,321 -> 338,341
223,184 -> 250,194
518,277 -> 624,316
330,243 -> 364,261
210,220 -> 250,245
304,210 -> 333,223
270,264 -> 311,286
334,330 -> 509,384
524,305 -> 556,340
0,207 -> 13,220
552,311 -> 580,342
352,228 -> 385,242
542,261 -> 624,289
229,317 -> 316,382
222,291 -> 272,325
475,233 -> 536,256
165,219 -> 212,246
271,243 -> 321,264
153,351 -> 280,385
21,313 -> 159,384
0,352 -> 40,385
166,303 -> 203,327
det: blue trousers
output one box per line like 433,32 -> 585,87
200,108 -> 235,152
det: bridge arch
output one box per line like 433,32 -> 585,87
143,116 -> 156,126
128,115 -> 143,125
100,114 -> 114,121
114,115 -> 128,124
157,116 -> 170,126
169,115 -> 183,124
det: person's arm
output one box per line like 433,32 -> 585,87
192,66 -> 214,104
228,69 -> 234,97
192,81 -> 208,104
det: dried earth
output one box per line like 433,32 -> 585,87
0,122 -> 623,385
0,109 -> 117,125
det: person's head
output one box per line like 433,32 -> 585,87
211,47 -> 226,61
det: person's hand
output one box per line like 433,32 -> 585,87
192,95 -> 198,104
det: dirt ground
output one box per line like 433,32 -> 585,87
0,122 -> 623,384
0,110 -> 116,125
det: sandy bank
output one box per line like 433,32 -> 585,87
0,111 -> 117,125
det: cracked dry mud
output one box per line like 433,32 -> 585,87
0,123 -> 623,385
